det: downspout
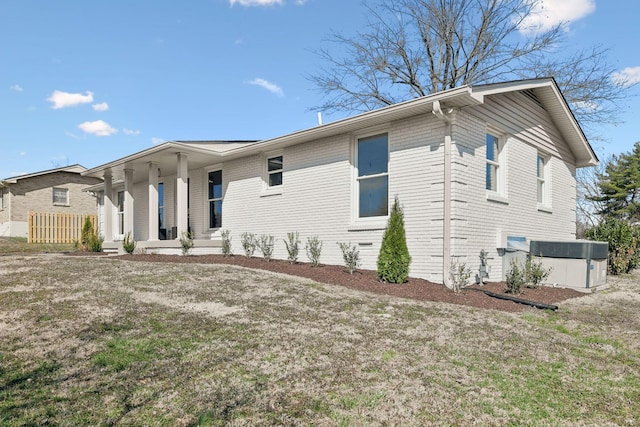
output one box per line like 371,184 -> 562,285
433,100 -> 452,288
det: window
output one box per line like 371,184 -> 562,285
208,170 -> 222,229
357,133 -> 389,218
267,155 -> 283,187
537,153 -> 549,205
52,187 -> 69,205
485,133 -> 502,193
0,188 -> 6,210
158,182 -> 165,230
117,191 -> 125,235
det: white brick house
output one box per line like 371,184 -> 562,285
0,165 -> 102,238
83,78 -> 598,285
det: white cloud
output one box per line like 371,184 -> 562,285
123,128 -> 141,136
612,66 -> 640,87
10,84 -> 23,92
92,102 -> 109,112
519,0 -> 595,33
19,151 -> 26,156
77,120 -> 117,136
151,137 -> 165,145
47,90 -> 94,109
248,78 -> 284,97
230,0 -> 283,6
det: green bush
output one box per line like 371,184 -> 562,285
284,232 -> 300,264
338,242 -> 360,274
449,259 -> 472,293
221,229 -> 233,257
180,231 -> 194,256
505,259 -> 525,294
122,232 -> 136,254
241,232 -> 257,257
305,236 -> 323,267
80,216 -> 102,252
525,257 -> 551,288
377,197 -> 411,283
586,218 -> 640,275
258,234 -> 274,262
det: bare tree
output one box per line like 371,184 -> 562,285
576,156 -> 611,236
310,0 -> 633,129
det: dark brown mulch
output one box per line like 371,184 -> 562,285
104,253 -> 587,313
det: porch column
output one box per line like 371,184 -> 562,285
103,171 -> 113,243
124,168 -> 134,237
176,152 -> 188,238
148,162 -> 159,241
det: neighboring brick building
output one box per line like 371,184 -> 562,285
0,165 -> 102,238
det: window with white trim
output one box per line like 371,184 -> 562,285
267,155 -> 283,187
208,170 -> 222,229
158,182 -> 165,230
485,133 -> 503,193
0,188 -> 6,210
357,133 -> 389,218
117,190 -> 125,235
537,153 -> 549,205
52,187 -> 69,205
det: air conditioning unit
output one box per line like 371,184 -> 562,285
529,240 -> 608,290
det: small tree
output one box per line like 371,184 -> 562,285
221,229 -> 233,257
180,231 -> 194,256
80,216 -> 102,252
241,232 -> 257,257
80,216 -> 94,251
338,242 -> 360,274
450,259 -> 472,294
377,197 -> 411,283
505,259 -> 525,294
258,234 -> 275,262
305,236 -> 323,267
284,232 -> 300,264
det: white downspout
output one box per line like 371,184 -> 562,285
433,101 -> 452,288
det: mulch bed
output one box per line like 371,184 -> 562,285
102,253 -> 587,313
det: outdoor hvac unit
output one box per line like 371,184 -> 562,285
529,240 -> 608,290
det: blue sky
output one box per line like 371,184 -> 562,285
1,0 -> 639,178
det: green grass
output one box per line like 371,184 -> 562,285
0,236 -> 75,254
1,254 -> 639,425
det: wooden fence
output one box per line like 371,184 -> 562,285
28,212 -> 97,244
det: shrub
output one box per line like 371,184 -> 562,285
258,234 -> 275,262
305,236 -> 323,267
377,197 -> 412,283
284,232 -> 300,264
80,217 -> 95,251
525,257 -> 551,288
122,232 -> 136,254
586,218 -> 640,275
180,231 -> 194,256
88,234 -> 104,252
241,232 -> 257,257
221,229 -> 233,257
80,217 -> 102,252
338,242 -> 360,274
505,259 -> 525,294
449,259 -> 472,294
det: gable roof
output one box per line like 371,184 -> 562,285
83,78 -> 597,181
1,164 -> 88,187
